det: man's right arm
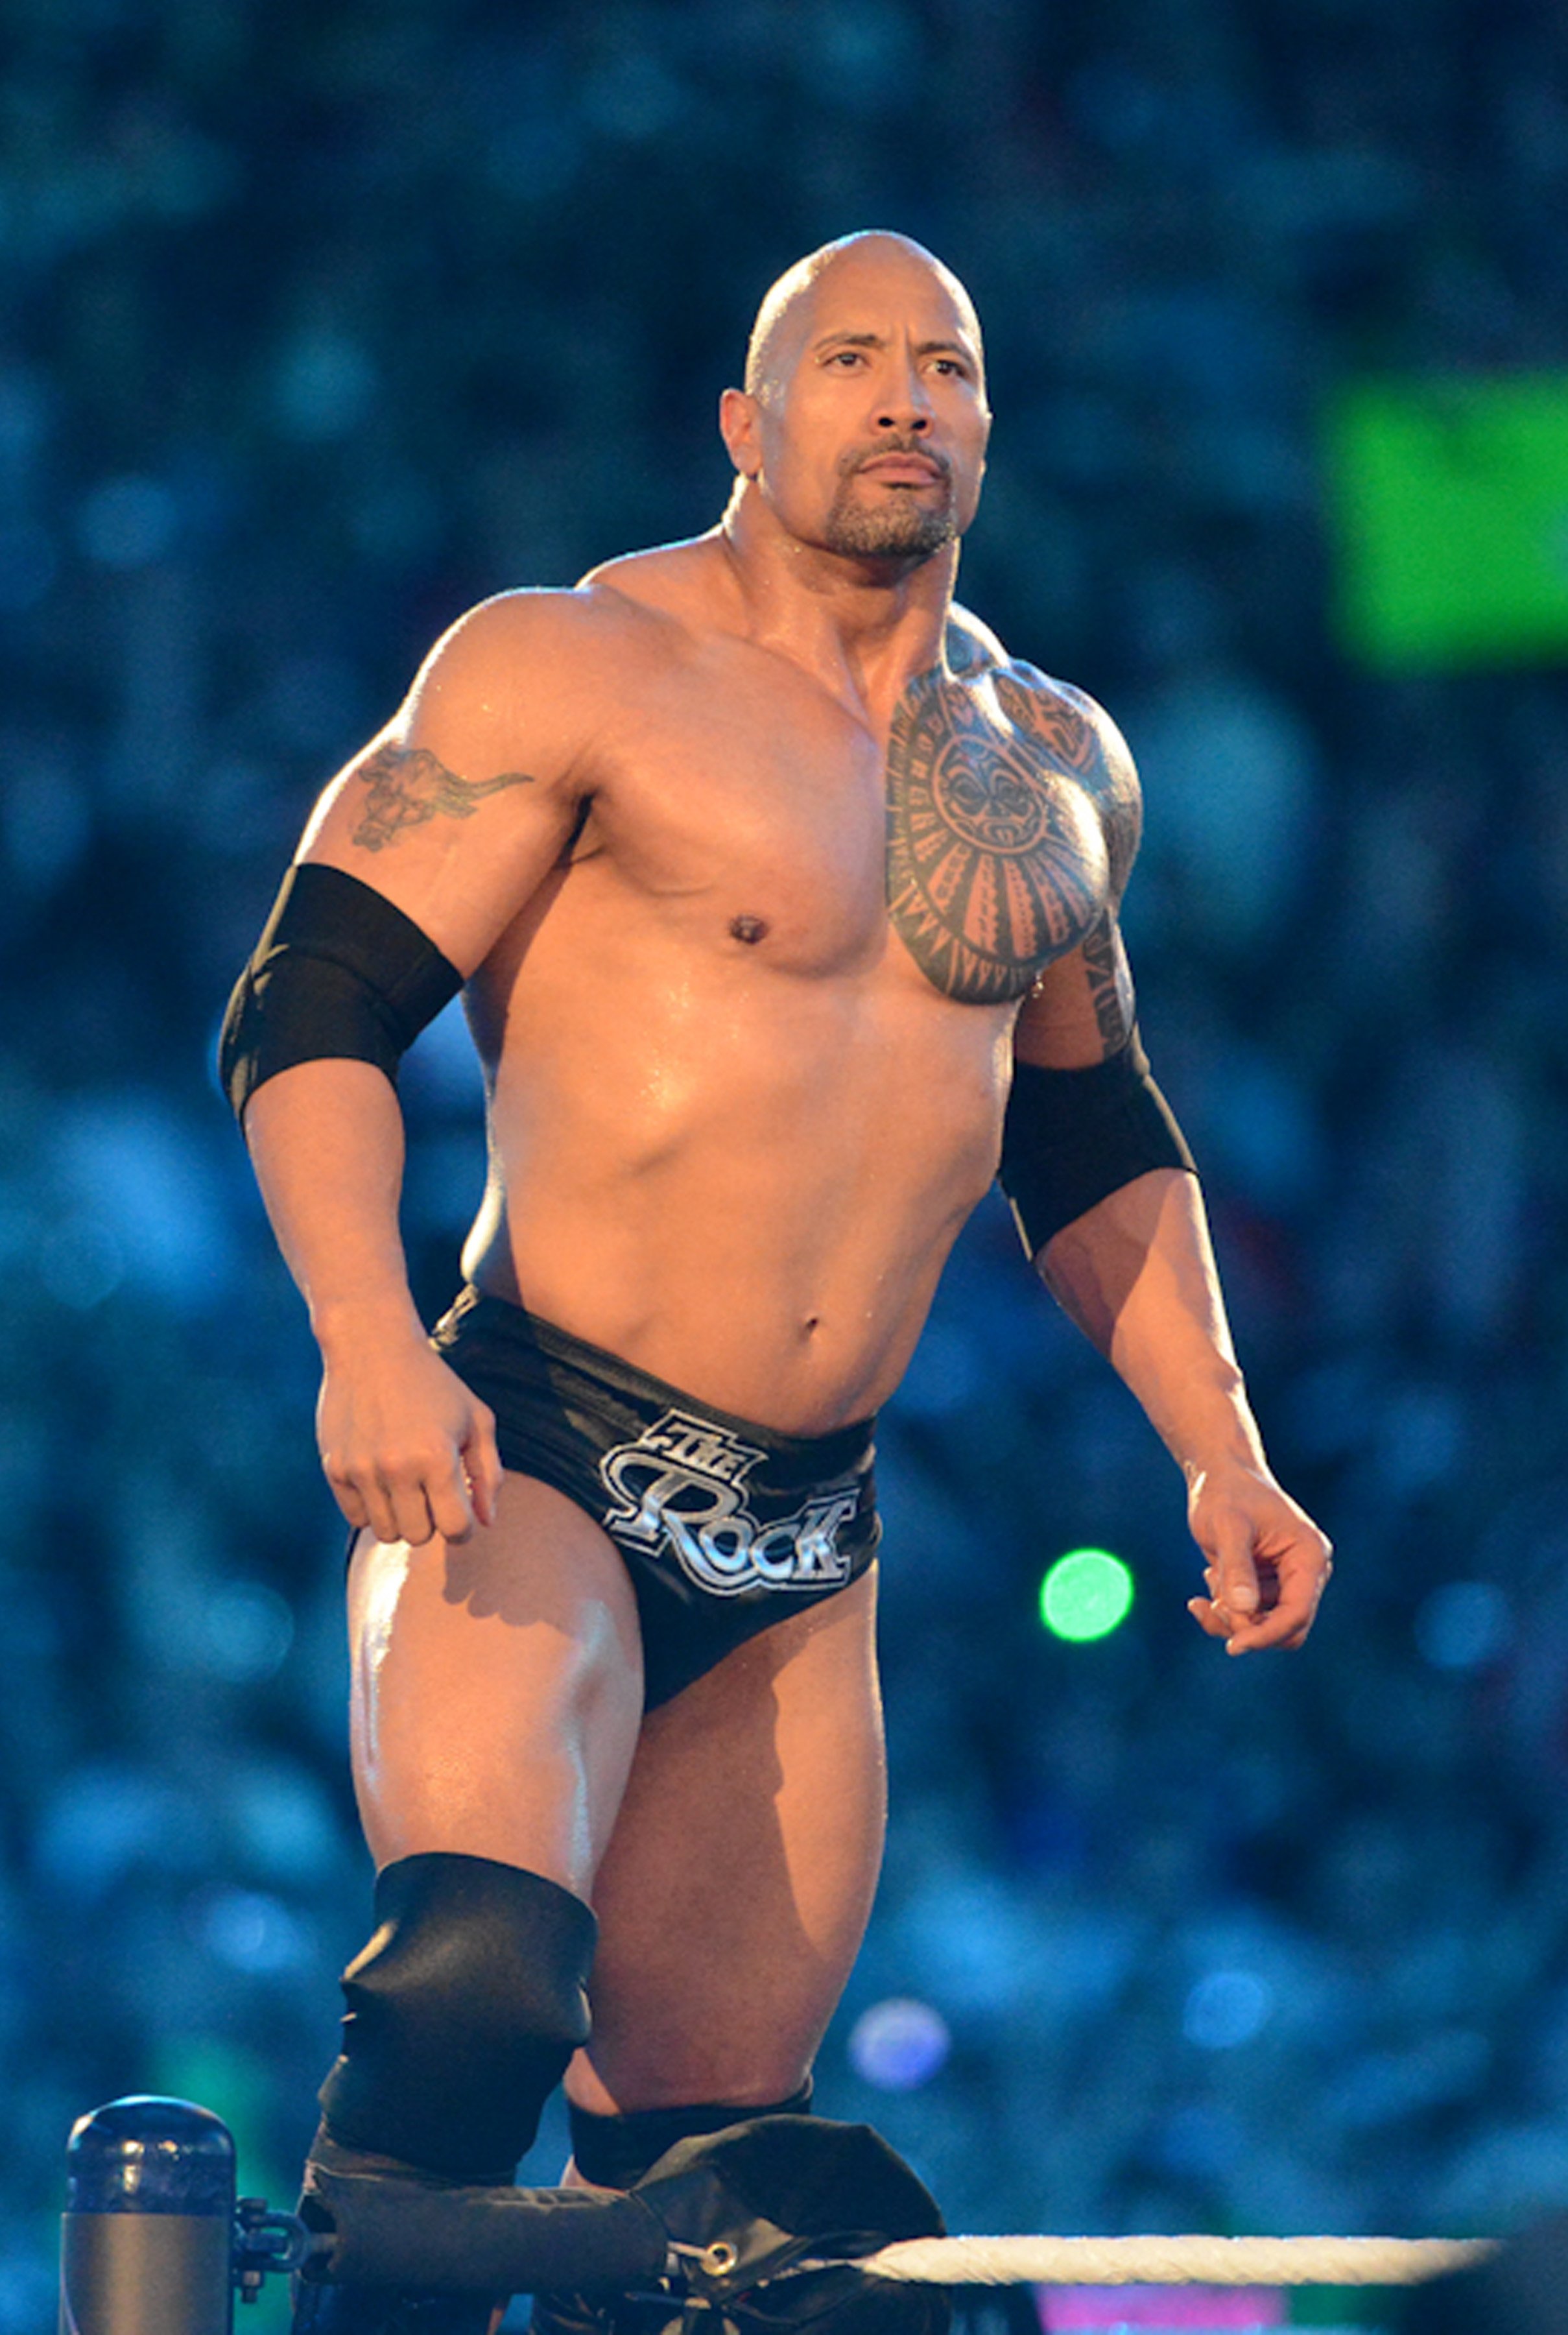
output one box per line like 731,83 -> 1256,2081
244,1060 -> 503,1546
226,592 -> 602,1546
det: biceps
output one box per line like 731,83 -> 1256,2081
298,731 -> 582,971
1014,913 -> 1136,1069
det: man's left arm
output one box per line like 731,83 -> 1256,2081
1003,920 -> 1332,1655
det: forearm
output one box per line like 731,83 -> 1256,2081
1039,1168 -> 1265,1479
243,1059 -> 426,1359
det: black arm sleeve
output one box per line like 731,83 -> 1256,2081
217,862 -> 464,1124
997,1028 -> 1196,1260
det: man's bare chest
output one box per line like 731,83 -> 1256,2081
590,658 -> 1124,1003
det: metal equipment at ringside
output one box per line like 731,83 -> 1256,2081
54,2095 -> 953,2334
58,2098 -> 308,2335
58,2093 -> 1494,2335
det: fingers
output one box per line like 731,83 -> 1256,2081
1204,1509 -> 1263,1628
461,1400 -> 504,1533
1187,1591 -> 1230,1641
1188,1509 -> 1264,1652
323,1459 -> 390,1542
1190,1539 -> 1333,1655
1190,1588 -> 1311,1655
1185,1467 -> 1333,1657
1248,1527 -> 1334,1652
324,1454 -> 440,1548
421,1457 -> 481,1547
319,1367 -> 502,1549
409,1396 -> 503,1543
324,1439 -> 481,1549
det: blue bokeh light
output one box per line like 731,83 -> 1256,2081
848,1998 -> 953,2092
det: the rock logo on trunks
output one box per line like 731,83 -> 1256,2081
598,1410 -> 859,1596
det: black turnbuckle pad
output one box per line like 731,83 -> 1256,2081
302,2165 -> 671,2296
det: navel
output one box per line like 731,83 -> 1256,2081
729,913 -> 769,945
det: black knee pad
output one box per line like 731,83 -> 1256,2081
318,1852 -> 597,2183
566,2082 -> 813,2190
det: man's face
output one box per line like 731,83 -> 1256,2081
738,245 -> 991,567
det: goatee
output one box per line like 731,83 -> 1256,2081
823,496 -> 958,562
824,449 -> 958,563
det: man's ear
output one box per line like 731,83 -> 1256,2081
719,387 -> 763,479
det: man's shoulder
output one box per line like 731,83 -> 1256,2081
947,607 -> 1134,774
420,577 -> 678,685
944,602 -> 1009,676
433,541 -> 730,682
576,531 -> 732,632
396,555 -> 726,786
392,582 -> 695,790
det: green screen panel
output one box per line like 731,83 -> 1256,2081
1327,371 -> 1568,671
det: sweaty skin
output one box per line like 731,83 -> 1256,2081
241,234 -> 1330,2138
445,588 -> 1127,1431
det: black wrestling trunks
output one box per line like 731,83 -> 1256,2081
429,1288 -> 881,1709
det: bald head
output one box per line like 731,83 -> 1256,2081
720,227 -> 992,568
744,231 -> 984,405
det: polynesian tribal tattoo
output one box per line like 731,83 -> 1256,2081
1081,912 -> 1136,1053
885,658 -> 1140,1006
350,743 -> 536,852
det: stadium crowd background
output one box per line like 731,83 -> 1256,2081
5,0 -> 1568,2323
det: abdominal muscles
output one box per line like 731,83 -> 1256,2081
464,949 -> 1008,1435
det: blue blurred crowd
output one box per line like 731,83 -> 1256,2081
4,0 -> 1568,2325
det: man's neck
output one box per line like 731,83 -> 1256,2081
717,488 -> 955,728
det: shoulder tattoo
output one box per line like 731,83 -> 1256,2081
995,669 -> 1143,900
350,743 -> 536,852
885,665 -> 1133,1006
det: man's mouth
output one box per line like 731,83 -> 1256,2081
853,450 -> 947,486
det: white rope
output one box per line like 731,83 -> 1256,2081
855,2234 -> 1499,2288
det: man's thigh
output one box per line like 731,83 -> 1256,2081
569,1567 -> 886,2114
346,1470 -> 644,1898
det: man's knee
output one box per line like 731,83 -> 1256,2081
318,1851 -> 597,2183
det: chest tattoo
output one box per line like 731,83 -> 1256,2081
885,664 -> 1126,1005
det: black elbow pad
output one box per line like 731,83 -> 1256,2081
218,862 -> 464,1123
998,1029 -> 1196,1259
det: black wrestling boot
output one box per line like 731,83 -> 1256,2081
536,2109 -> 949,2335
530,2092 -> 813,2335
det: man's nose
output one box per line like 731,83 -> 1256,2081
875,405 -> 931,433
875,355 -> 933,433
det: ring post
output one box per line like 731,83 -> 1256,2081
60,2097 -> 237,2335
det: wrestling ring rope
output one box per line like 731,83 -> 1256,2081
56,2098 -> 1499,2332
843,2233 -> 1493,2286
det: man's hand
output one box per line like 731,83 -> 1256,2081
1184,1462 -> 1332,1655
316,1336 -> 504,1548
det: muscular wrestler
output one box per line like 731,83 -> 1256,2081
220,232 -> 1331,2334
